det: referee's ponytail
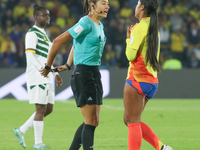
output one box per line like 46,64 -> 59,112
83,0 -> 98,15
141,0 -> 160,72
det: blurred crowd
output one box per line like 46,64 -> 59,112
0,0 -> 200,69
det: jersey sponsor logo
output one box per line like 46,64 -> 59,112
130,36 -> 134,44
0,70 -> 110,101
74,25 -> 84,34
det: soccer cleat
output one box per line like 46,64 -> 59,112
33,143 -> 50,149
13,128 -> 26,148
160,144 -> 173,150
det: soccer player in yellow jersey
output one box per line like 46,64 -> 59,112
123,0 -> 173,150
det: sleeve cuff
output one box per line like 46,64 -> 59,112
51,65 -> 59,77
52,72 -> 59,77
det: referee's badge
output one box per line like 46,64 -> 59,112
130,36 -> 134,44
74,25 -> 84,34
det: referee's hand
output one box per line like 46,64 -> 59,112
53,65 -> 68,72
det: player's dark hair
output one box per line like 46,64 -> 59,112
141,0 -> 160,71
83,0 -> 98,15
33,5 -> 46,17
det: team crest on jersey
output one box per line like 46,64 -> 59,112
43,36 -> 47,41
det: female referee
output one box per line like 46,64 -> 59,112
40,0 -> 109,149
124,0 -> 173,150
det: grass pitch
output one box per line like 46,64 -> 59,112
0,99 -> 200,150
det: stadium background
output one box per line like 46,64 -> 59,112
0,0 -> 200,99
0,1 -> 200,150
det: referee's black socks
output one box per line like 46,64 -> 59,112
69,122 -> 85,150
82,124 -> 96,150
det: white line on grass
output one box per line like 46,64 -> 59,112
102,105 -> 124,110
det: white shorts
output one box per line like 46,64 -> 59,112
27,83 -> 54,104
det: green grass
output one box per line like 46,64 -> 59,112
0,99 -> 200,150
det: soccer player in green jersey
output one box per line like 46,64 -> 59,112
13,5 -> 62,149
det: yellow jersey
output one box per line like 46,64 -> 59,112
126,17 -> 160,83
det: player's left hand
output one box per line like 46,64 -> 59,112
55,75 -> 63,87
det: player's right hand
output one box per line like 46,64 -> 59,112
127,25 -> 133,39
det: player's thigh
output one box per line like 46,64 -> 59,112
123,83 -> 144,122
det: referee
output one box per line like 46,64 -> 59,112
40,0 -> 110,150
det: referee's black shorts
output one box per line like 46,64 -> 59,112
71,65 -> 103,107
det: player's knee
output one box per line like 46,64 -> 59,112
36,104 -> 47,115
84,113 -> 99,126
96,119 -> 99,127
92,115 -> 97,126
127,117 -> 141,124
90,114 -> 98,126
36,108 -> 46,115
45,108 -> 53,117
125,113 -> 141,124
123,118 -> 128,126
123,113 -> 128,126
48,107 -> 53,114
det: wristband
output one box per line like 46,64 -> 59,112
45,65 -> 51,70
65,63 -> 71,70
